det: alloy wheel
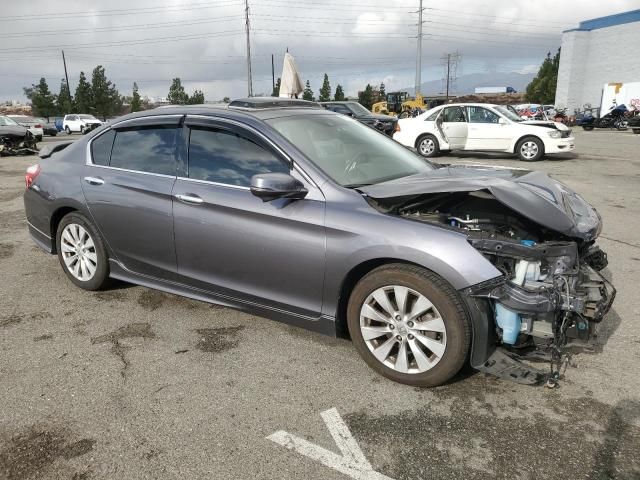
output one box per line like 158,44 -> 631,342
520,141 -> 539,160
359,285 -> 447,374
60,223 -> 98,281
419,138 -> 435,156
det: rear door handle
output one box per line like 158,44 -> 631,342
175,194 -> 204,205
84,176 -> 104,185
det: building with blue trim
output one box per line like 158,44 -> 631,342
555,9 -> 640,114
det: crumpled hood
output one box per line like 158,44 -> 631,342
520,120 -> 569,131
361,165 -> 601,241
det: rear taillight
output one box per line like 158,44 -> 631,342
25,164 -> 40,189
395,122 -> 401,132
34,124 -> 43,128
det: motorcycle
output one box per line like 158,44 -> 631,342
553,108 -> 568,124
579,104 -> 629,131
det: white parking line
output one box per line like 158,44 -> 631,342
267,408 -> 395,480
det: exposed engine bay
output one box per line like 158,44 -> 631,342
373,188 -> 615,385
0,131 -> 38,156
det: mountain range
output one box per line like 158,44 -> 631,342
405,72 -> 535,95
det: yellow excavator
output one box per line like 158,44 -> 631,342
372,92 -> 446,117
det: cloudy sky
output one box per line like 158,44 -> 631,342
1,0 -> 637,102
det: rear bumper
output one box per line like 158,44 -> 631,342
27,220 -> 54,253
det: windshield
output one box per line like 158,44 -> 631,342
266,113 -> 433,187
79,114 -> 97,120
346,102 -> 372,116
494,106 -> 522,122
0,116 -> 19,126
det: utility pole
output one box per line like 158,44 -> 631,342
415,0 -> 424,96
445,53 -> 451,100
244,0 -> 253,97
271,54 -> 275,93
61,50 -> 72,107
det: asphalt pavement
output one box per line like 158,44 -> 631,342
0,129 -> 639,480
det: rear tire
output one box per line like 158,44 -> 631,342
516,136 -> 544,162
633,128 -> 640,135
56,212 -> 111,291
347,264 -> 470,387
416,134 -> 440,158
582,125 -> 594,131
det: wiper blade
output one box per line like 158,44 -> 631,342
343,183 -> 373,189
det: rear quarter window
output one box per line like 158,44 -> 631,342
90,130 -> 115,166
110,126 -> 178,175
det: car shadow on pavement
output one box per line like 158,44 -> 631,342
446,151 -> 579,162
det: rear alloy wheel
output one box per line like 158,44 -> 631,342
517,136 -> 544,161
347,264 -> 470,386
416,134 -> 440,158
56,213 -> 110,290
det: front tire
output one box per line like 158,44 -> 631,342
516,136 -> 544,161
632,128 -> 640,135
65,126 -> 71,134
347,264 -> 470,387
582,125 -> 594,131
416,134 -> 440,158
56,212 -> 110,291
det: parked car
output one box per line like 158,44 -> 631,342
7,115 -> 44,141
321,101 -> 398,136
0,115 -> 38,155
36,117 -> 58,136
394,103 -> 575,161
23,98 -> 613,387
63,114 -> 102,134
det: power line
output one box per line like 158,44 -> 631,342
0,0 -> 244,21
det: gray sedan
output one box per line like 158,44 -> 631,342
23,97 -> 614,387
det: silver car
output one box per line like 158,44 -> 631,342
23,98 -> 614,387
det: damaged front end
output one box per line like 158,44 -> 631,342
363,169 -> 616,385
0,130 -> 39,156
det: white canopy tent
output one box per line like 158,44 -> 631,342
279,52 -> 304,98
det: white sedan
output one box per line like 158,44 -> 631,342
393,103 -> 575,162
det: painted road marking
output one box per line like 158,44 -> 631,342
267,408 -> 395,480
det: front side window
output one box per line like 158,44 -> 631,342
110,126 -> 178,175
442,106 -> 466,122
0,116 -> 19,126
467,106 -> 500,124
188,128 -> 289,187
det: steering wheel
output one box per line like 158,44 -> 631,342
343,151 -> 369,184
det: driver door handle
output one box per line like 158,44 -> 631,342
83,176 -> 104,186
175,194 -> 204,205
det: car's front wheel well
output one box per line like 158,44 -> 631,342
336,258 -> 425,339
513,134 -> 543,154
50,207 -> 77,253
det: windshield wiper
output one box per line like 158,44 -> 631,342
343,183 -> 374,189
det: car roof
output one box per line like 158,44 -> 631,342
229,97 -> 322,110
106,100 -> 336,126
434,103 -> 500,108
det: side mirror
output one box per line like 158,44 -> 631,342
498,117 -> 507,125
250,173 -> 308,202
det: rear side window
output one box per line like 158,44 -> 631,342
188,128 -> 289,187
110,126 -> 178,175
91,130 -> 115,166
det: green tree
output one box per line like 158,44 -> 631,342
130,82 -> 141,112
223,96 -> 230,103
271,77 -> 281,97
23,77 -> 56,119
91,65 -> 121,120
168,78 -> 189,104
525,49 -> 560,104
188,89 -> 205,104
358,83 -> 374,110
74,71 -> 92,113
334,84 -> 345,101
56,79 -> 73,114
302,80 -> 314,101
318,73 -> 331,102
379,82 -> 386,100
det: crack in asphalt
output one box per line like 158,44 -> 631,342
91,323 -> 156,381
